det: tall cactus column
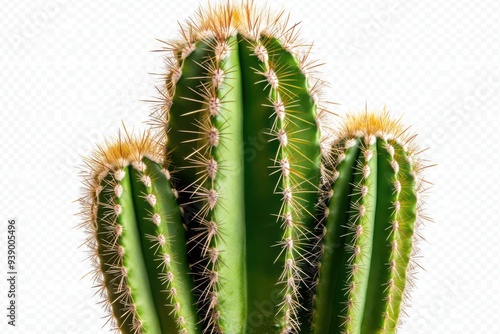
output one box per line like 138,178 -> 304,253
79,133 -> 199,334
313,111 -> 425,334
157,3 -> 328,333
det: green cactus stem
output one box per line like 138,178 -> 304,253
79,132 -> 199,334
152,2 -> 331,333
312,111 -> 427,334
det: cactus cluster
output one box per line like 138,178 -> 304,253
79,2 -> 429,334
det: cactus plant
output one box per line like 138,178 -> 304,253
79,2 -> 428,334
151,2 -> 331,333
312,111 -> 426,334
79,132 -> 199,333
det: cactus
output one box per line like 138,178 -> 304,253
313,111 -> 426,334
152,2 -> 331,333
79,2 -> 428,334
79,132 -> 199,334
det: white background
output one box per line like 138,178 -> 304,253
1,0 -> 499,333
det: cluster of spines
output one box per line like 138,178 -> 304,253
78,132 -> 196,334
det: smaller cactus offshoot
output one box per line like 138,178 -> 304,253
312,110 -> 428,334
79,132 -> 198,334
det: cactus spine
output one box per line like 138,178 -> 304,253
80,133 -> 198,334
155,2 -> 329,333
313,111 -> 426,334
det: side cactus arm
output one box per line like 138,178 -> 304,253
80,132 -> 199,334
313,111 -> 425,334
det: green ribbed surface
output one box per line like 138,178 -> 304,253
94,158 -> 198,334
165,33 -> 321,333
313,136 -> 418,334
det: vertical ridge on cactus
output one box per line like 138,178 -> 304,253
312,110 -> 428,334
150,2 -> 332,333
79,132 -> 199,334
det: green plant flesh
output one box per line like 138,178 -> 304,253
165,33 -> 321,333
313,135 -> 418,334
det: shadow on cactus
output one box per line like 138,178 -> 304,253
78,2 -> 430,334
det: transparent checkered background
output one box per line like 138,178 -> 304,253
1,0 -> 499,333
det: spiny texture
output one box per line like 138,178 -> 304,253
79,3 -> 430,334
151,2 -> 332,333
312,111 -> 429,334
78,132 -> 198,334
